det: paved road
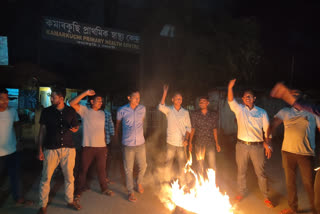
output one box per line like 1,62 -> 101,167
0,135 -> 316,214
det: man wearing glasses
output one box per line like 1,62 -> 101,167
227,79 -> 274,208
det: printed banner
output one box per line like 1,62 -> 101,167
42,17 -> 140,53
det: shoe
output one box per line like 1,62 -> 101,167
37,207 -> 47,214
67,200 -> 81,210
102,189 -> 115,196
279,208 -> 297,214
136,184 -> 144,194
128,193 -> 137,202
264,198 -> 274,208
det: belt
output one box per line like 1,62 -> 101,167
237,139 -> 263,145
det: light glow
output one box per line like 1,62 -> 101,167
159,152 -> 234,214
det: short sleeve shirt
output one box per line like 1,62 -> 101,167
0,108 -> 19,156
190,110 -> 218,146
228,99 -> 269,142
275,107 -> 320,156
117,104 -> 146,146
40,105 -> 79,150
78,105 -> 106,147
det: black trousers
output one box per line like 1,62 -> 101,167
0,152 -> 21,201
75,147 -> 108,195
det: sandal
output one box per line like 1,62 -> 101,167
136,184 -> 144,194
280,208 -> 297,214
67,200 -> 81,210
128,193 -> 137,202
264,198 -> 274,208
233,195 -> 244,204
102,189 -> 115,196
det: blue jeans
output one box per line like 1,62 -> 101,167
236,142 -> 268,198
165,143 -> 186,183
122,144 -> 147,194
0,152 -> 21,201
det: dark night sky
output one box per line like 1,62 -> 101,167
244,0 -> 319,90
1,0 -> 319,92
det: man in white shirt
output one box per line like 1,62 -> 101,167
158,85 -> 191,183
227,79 -> 273,208
268,104 -> 320,214
70,90 -> 114,203
0,88 -> 32,206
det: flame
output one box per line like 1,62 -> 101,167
195,147 -> 206,161
160,152 -> 234,214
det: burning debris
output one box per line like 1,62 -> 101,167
159,153 -> 235,214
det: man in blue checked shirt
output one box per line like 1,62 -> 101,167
104,109 -> 115,184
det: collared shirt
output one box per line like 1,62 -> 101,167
0,107 -> 19,156
275,107 -> 320,156
228,99 -> 269,142
158,104 -> 191,147
40,105 -> 79,150
78,105 -> 106,147
117,104 -> 145,146
190,110 -> 218,146
104,110 -> 114,144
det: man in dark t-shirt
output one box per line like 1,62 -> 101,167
37,87 -> 80,214
189,96 -> 221,175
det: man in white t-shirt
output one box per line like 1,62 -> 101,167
0,88 -> 32,205
268,104 -> 320,214
70,90 -> 114,202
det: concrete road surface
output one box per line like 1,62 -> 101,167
0,134 -> 316,214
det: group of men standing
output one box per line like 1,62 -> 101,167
36,88 -> 147,213
228,79 -> 319,214
228,79 -> 320,214
158,84 -> 221,184
0,79 -> 319,214
158,79 -> 319,214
